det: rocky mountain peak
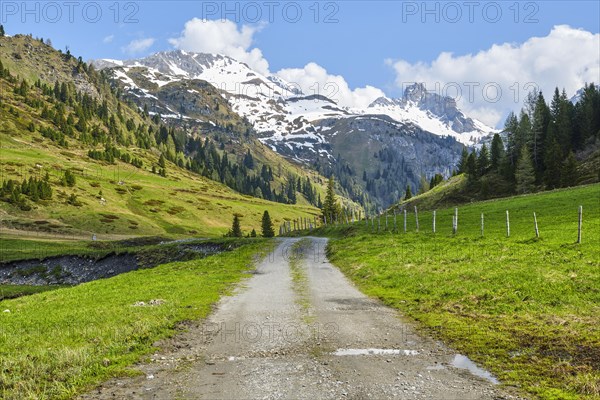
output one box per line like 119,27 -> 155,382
403,82 -> 429,103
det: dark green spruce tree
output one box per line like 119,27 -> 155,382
490,134 -> 505,172
515,147 -> 536,194
322,176 -> 340,222
561,152 -> 579,188
404,185 -> 412,200
261,211 -> 275,238
231,215 -> 243,238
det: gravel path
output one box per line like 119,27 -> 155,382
81,238 -> 522,399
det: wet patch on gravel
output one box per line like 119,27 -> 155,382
451,354 -> 500,384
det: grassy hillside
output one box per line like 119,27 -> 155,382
0,131 -> 318,238
316,184 -> 600,399
0,34 -> 328,239
390,174 -> 470,211
0,239 -> 270,399
394,165 -> 600,214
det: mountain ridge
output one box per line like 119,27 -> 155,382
92,51 -> 497,146
93,50 -> 501,210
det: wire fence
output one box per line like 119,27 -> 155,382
283,204 -> 592,246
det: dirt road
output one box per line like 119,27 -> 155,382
82,238 -> 520,399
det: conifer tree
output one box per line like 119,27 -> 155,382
490,134 -> 505,171
261,211 -> 275,237
477,144 -> 491,177
504,112 -> 519,160
543,135 -> 562,189
530,92 -> 550,179
466,152 -> 477,182
322,176 -> 340,222
458,147 -> 469,174
243,149 -> 254,169
515,147 -> 536,194
404,185 -> 412,200
561,152 -> 578,188
62,170 -> 76,187
231,215 -> 242,238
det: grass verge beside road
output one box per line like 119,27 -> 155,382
0,239 -> 269,399
323,185 -> 600,399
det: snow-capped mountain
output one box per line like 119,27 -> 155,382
364,83 -> 495,145
95,51 -> 345,139
95,51 -> 495,148
569,86 -> 590,104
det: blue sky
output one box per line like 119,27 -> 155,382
2,1 -> 599,126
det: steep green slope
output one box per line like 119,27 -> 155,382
0,34 -> 323,238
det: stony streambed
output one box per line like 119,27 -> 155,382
0,242 -> 226,286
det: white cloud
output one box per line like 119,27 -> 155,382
387,25 -> 600,127
168,19 -> 381,107
122,38 -> 155,55
103,35 -> 115,44
169,19 -> 269,75
276,62 -> 385,109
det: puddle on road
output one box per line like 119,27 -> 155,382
333,348 -> 419,356
450,354 -> 499,384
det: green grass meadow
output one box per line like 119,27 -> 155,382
0,239 -> 271,400
0,284 -> 66,301
321,184 -> 600,399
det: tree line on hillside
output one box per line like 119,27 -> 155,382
0,41 -> 321,207
0,169 -> 80,210
457,84 -> 600,196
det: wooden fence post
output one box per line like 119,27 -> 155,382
433,210 -> 436,233
481,213 -> 484,237
454,208 -> 458,234
385,213 -> 388,231
403,209 -> 407,233
578,206 -> 582,243
506,210 -> 510,237
533,212 -> 539,238
414,206 -> 419,232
